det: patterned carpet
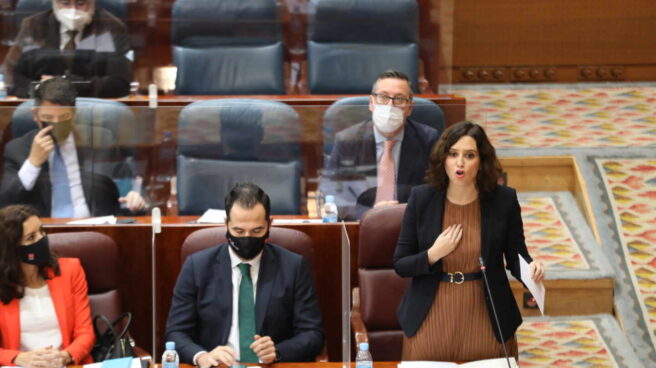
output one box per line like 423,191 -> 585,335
457,86 -> 656,149
449,85 -> 656,366
596,158 -> 656,354
517,315 -> 642,367
520,196 -> 590,270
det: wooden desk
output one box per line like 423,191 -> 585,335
43,218 -> 359,362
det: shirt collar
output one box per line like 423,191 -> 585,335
373,122 -> 405,145
228,242 -> 263,270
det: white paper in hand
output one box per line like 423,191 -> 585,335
519,255 -> 545,315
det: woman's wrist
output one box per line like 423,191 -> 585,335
60,350 -> 73,365
13,352 -> 25,366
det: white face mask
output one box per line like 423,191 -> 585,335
372,104 -> 405,134
55,8 -> 92,31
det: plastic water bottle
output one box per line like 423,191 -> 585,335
162,341 -> 179,368
0,74 -> 7,99
355,342 -> 373,368
322,195 -> 338,223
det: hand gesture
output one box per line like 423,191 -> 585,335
529,260 -> 545,283
427,224 -> 463,264
13,347 -> 60,368
197,346 -> 237,368
118,191 -> 146,212
250,335 -> 276,364
28,126 -> 55,167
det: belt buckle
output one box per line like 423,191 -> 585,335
448,271 -> 465,284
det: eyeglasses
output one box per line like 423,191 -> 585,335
57,0 -> 90,6
372,93 -> 412,107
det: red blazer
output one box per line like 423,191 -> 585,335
0,258 -> 95,365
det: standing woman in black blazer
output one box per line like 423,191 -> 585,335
393,121 -> 545,362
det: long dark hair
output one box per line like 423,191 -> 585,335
0,205 -> 59,304
426,121 -> 502,194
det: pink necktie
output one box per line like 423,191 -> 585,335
376,139 -> 396,203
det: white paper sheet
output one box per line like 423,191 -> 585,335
398,361 -> 457,368
519,255 -> 545,315
196,209 -> 227,223
272,218 -> 324,225
83,357 -> 143,368
397,357 -> 518,368
67,215 -> 117,225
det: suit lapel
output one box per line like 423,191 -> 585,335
480,194 -> 494,262
358,121 -> 376,168
255,245 -> 275,333
427,190 -> 446,249
45,12 -> 61,49
46,270 -> 70,346
216,246 -> 233,344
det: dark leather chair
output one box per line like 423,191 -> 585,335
48,231 -> 122,322
322,96 -> 445,155
10,98 -> 138,145
181,227 -> 315,270
176,156 -> 300,215
48,231 -> 149,357
14,0 -> 128,29
177,99 -> 301,163
351,204 -> 409,361
306,0 -> 419,94
171,0 -> 285,95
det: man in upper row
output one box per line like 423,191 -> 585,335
325,69 -> 441,220
0,76 -> 145,217
2,0 -> 131,98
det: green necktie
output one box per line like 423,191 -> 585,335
238,263 -> 258,363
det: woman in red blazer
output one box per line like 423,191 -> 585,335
0,205 -> 94,367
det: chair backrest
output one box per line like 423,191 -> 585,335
15,0 -> 128,28
307,0 -> 419,94
180,227 -> 315,271
171,0 -> 284,94
177,99 -> 301,162
322,96 -> 445,155
10,98 -> 139,146
177,156 -> 301,215
358,204 -> 409,361
48,232 -> 122,322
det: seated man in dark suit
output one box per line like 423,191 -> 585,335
2,0 -> 131,98
165,182 -> 324,366
0,76 -> 145,217
324,69 -> 441,220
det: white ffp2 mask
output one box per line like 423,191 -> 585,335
372,104 -> 405,134
55,8 -> 92,31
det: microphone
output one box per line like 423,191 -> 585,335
479,257 -> 512,368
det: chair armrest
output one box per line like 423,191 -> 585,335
350,287 -> 369,345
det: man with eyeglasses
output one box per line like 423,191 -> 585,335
3,0 -> 131,98
324,70 -> 440,220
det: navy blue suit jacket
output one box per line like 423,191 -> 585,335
165,243 -> 325,363
325,119 -> 440,219
393,184 -> 532,343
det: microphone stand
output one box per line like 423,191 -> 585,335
479,257 -> 512,368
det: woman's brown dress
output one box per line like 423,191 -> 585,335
401,198 -> 518,361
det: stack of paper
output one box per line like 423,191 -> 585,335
398,357 -> 518,368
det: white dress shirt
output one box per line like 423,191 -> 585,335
19,285 -> 62,351
192,246 -> 263,364
17,133 -> 91,218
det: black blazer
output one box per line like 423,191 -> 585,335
393,184 -> 532,343
165,243 -> 325,363
326,119 -> 440,219
0,130 -> 122,216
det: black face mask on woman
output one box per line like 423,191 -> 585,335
20,235 -> 51,266
226,230 -> 269,260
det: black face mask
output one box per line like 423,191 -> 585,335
20,235 -> 51,266
226,229 -> 269,260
